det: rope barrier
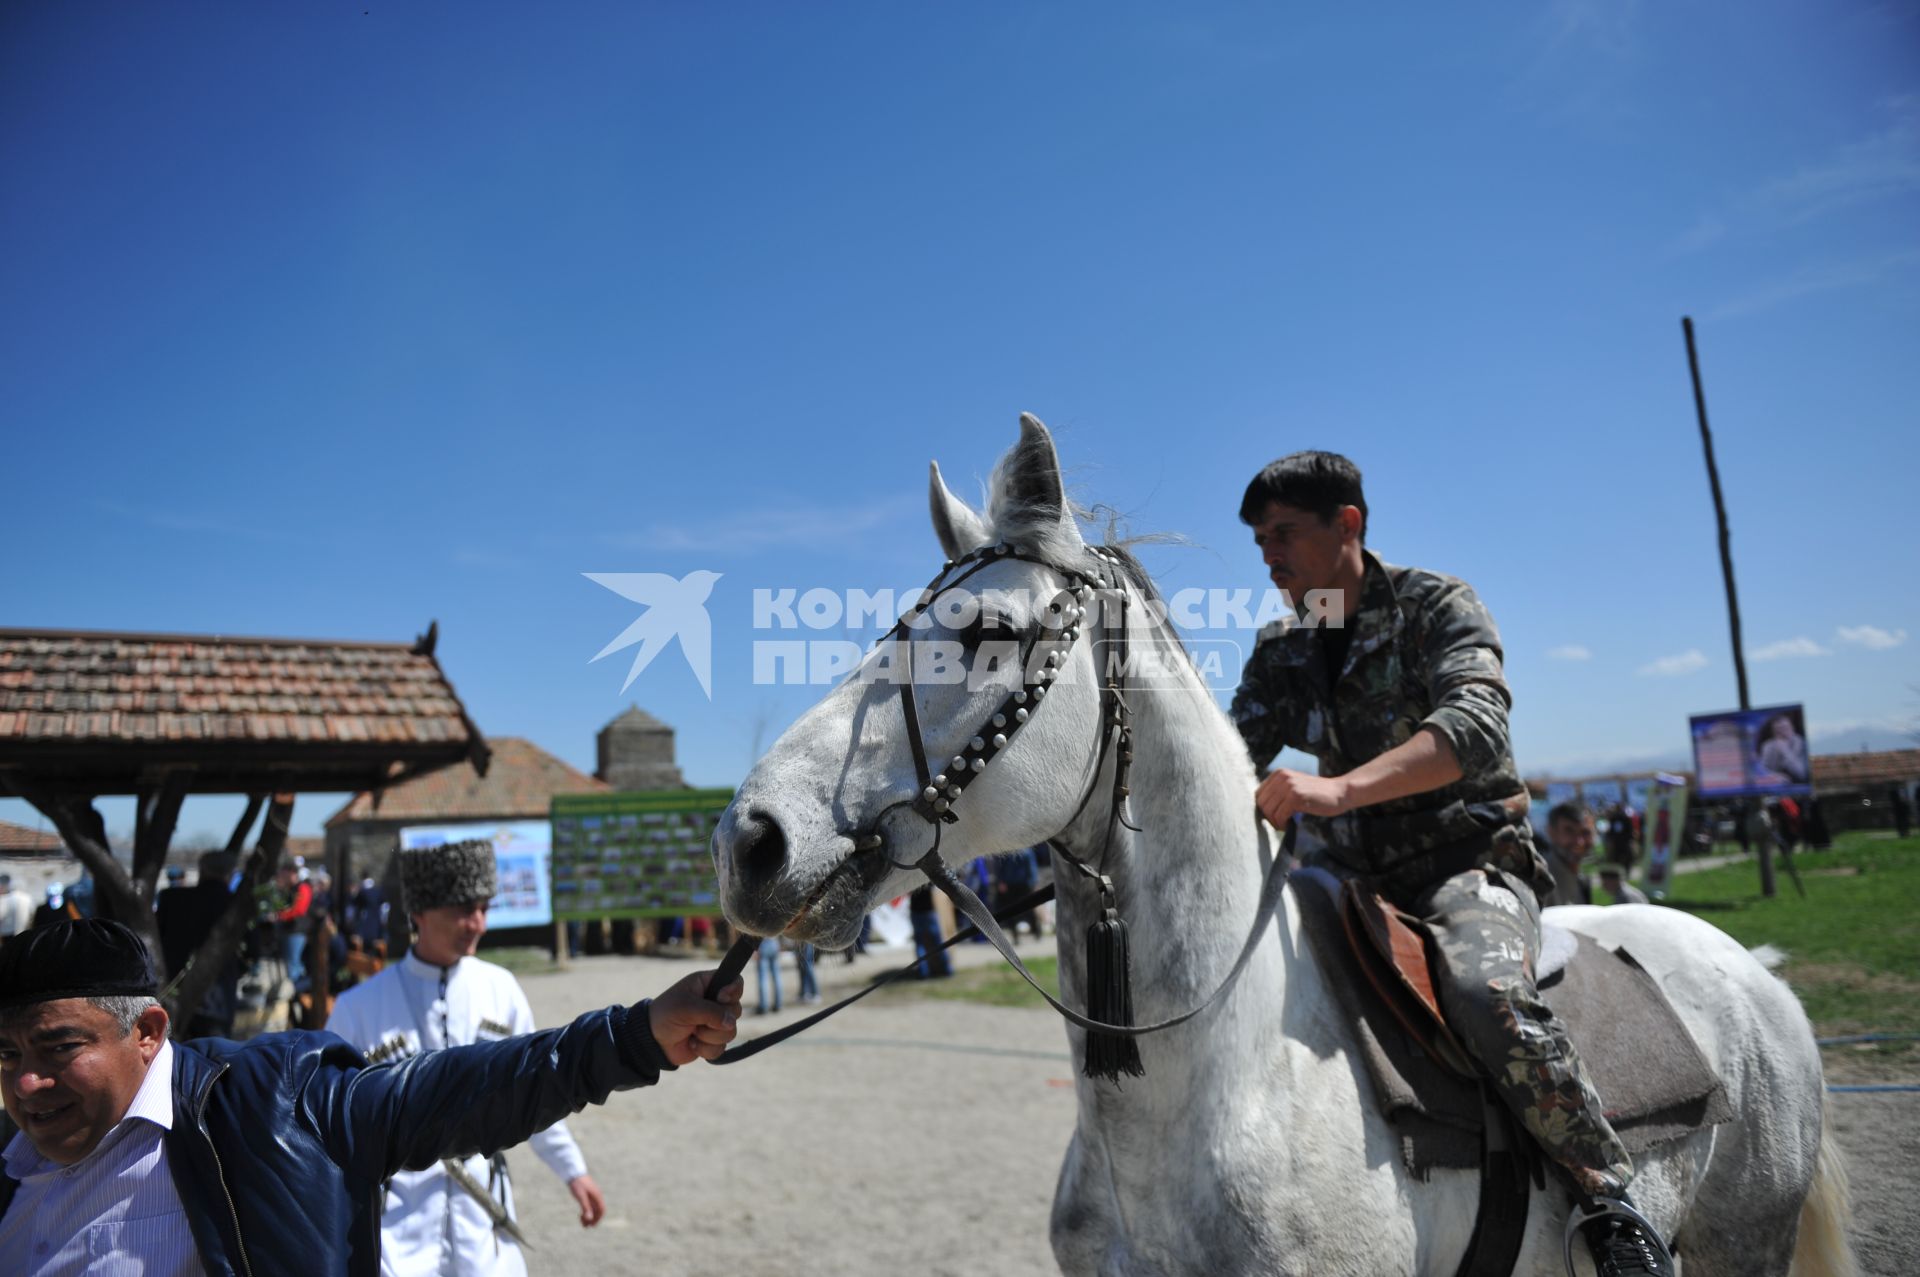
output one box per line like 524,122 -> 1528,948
1826,1084 -> 1920,1093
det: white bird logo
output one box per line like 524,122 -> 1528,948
584,570 -> 723,699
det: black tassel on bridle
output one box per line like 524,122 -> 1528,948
1082,874 -> 1143,1082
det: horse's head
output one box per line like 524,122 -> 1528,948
713,414 -> 1120,947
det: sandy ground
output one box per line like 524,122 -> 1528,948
497,945 -> 1915,1276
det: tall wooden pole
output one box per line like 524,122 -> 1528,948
1683,317 -> 1774,896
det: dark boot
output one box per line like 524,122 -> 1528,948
1565,1196 -> 1675,1277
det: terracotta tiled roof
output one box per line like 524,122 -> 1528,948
0,819 -> 63,854
326,737 -> 608,827
0,626 -> 486,795
1811,747 -> 1920,791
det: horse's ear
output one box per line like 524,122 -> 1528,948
929,461 -> 990,559
988,413 -> 1075,541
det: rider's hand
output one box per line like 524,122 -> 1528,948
647,970 -> 742,1066
1255,769 -> 1353,828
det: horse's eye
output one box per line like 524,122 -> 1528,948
957,604 -> 1018,650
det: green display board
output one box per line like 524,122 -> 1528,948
549,788 -> 733,920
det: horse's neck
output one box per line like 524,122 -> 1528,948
1057,629 -> 1287,1025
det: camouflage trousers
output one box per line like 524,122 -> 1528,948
1415,867 -> 1635,1198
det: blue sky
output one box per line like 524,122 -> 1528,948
4,2 -> 1916,844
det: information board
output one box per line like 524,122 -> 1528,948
1689,703 -> 1811,798
397,821 -> 553,928
549,789 -> 732,920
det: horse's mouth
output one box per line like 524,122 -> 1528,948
784,842 -> 895,946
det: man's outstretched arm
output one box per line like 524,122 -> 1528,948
314,973 -> 741,1184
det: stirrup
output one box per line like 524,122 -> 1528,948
1563,1196 -> 1675,1277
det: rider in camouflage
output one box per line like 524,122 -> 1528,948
1230,451 -> 1674,1277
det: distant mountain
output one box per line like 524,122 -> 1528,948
1527,723 -> 1916,780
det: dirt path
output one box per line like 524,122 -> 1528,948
511,949 -> 1916,1275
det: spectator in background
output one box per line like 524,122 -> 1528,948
64,875 -> 95,919
909,885 -> 952,979
1804,797 -> 1833,851
1774,796 -> 1803,852
995,846 -> 1043,943
794,941 -> 820,1006
1891,787 -> 1913,841
754,934 -> 783,1015
345,876 -> 389,951
1542,803 -> 1594,906
156,851 -> 242,1038
273,861 -> 314,995
32,884 -> 80,930
327,839 -> 609,1273
1603,803 -> 1635,870
0,876 -> 33,940
1596,866 -> 1649,906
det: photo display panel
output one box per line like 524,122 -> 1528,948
549,788 -> 733,920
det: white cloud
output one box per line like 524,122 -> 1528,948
1637,649 -> 1708,677
1710,247 -> 1920,320
1547,644 -> 1593,661
1757,96 -> 1920,226
1751,637 -> 1829,661
1836,624 -> 1909,650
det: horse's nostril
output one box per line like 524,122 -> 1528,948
735,808 -> 789,884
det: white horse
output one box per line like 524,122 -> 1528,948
712,416 -> 1854,1276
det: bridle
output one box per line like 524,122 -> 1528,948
862,538 -> 1136,866
710,538 -> 1291,1079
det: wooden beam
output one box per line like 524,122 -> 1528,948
131,775 -> 189,911
16,787 -> 162,964
225,794 -> 266,859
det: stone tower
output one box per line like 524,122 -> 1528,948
596,705 -> 686,791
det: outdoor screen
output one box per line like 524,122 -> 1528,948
1688,703 -> 1812,799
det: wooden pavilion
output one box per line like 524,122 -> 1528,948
0,622 -> 487,1019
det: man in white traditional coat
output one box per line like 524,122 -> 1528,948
327,838 -> 607,1276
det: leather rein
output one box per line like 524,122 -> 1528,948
707,540 -> 1290,1066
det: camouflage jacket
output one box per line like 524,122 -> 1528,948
1231,551 -> 1549,905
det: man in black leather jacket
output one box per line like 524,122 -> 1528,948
0,919 -> 742,1276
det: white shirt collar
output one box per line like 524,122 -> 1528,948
400,950 -> 464,981
3,1038 -> 174,1180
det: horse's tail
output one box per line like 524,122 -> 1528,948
1789,1095 -> 1858,1277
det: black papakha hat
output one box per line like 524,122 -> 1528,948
0,918 -> 161,1010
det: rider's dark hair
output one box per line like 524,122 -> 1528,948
1238,451 -> 1367,542
1547,801 -> 1591,826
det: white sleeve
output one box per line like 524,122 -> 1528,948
510,977 -> 591,1184
325,989 -> 369,1052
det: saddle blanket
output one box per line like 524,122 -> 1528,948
1291,868 -> 1734,1177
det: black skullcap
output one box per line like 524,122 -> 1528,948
0,918 -> 160,1010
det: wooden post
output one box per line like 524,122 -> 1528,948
553,917 -> 569,968
1683,317 -> 1773,898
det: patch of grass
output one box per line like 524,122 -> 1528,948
483,946 -> 562,977
1664,832 -> 1920,1072
902,955 -> 1061,1009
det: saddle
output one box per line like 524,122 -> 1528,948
1293,867 -> 1734,1178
